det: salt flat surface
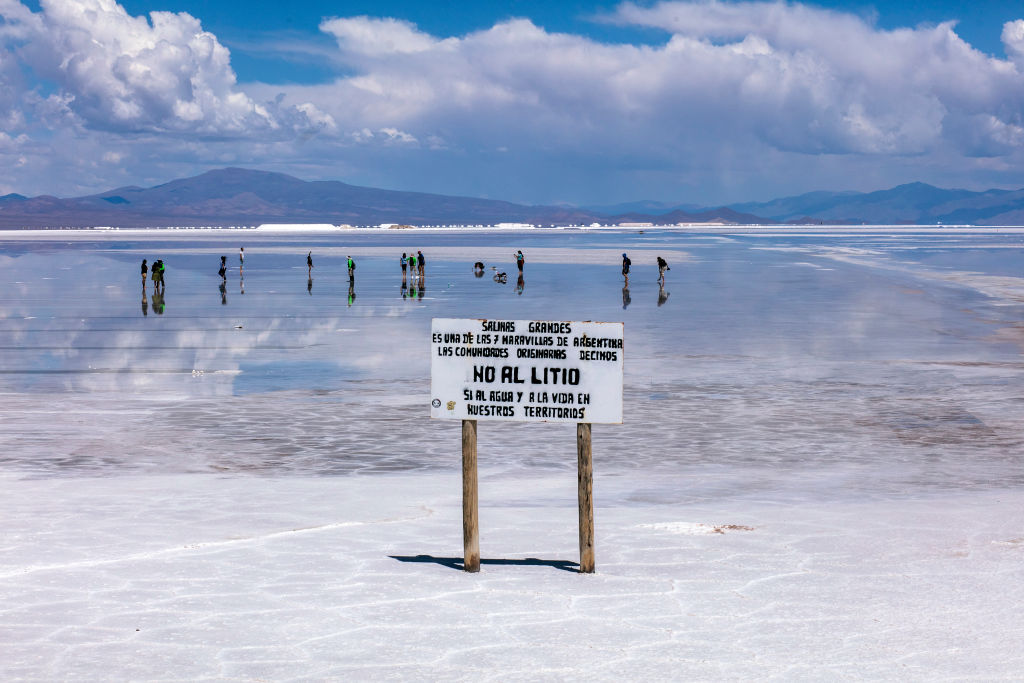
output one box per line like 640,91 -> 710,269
1,228 -> 1023,679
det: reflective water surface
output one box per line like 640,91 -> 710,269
1,229 -> 1023,499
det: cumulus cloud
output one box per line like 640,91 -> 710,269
1,0 -> 334,136
3,0 -> 1024,203
298,2 -> 1024,163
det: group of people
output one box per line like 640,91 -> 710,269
142,248 -> 672,310
621,253 -> 670,284
141,258 -> 166,291
400,250 -> 426,280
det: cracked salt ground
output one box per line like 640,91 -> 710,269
1,227 -> 1024,678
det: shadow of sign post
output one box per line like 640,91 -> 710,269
430,318 -> 624,574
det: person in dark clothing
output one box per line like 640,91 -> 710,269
307,251 -> 313,275
417,250 -> 425,278
657,256 -> 669,283
141,259 -> 148,285
621,253 -> 631,284
218,256 -> 227,280
347,255 -> 355,282
153,260 -> 165,291
401,253 -> 408,279
473,261 -> 485,277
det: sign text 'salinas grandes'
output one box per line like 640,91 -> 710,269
430,318 -> 624,424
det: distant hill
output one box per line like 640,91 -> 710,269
3,169 -> 1024,228
0,168 -> 609,229
583,200 -> 705,215
727,182 -> 1024,225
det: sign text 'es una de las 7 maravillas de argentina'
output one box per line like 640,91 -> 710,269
430,318 -> 623,424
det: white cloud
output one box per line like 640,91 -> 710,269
295,2 -> 1024,162
1003,19 -> 1024,68
1,0 -> 333,137
3,0 -> 1024,204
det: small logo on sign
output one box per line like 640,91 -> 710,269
431,398 -> 441,408
446,401 -> 456,411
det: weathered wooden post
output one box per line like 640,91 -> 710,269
577,422 -> 594,573
462,418 -> 480,572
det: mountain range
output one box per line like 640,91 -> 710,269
2,168 -> 1024,228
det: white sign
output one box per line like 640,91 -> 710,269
430,318 -> 623,423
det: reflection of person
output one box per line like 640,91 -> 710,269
152,288 -> 165,314
516,273 -> 524,295
658,282 -> 669,307
307,277 -> 313,295
621,253 -> 631,284
657,256 -> 669,283
418,279 -> 425,299
515,250 -> 524,274
239,274 -> 245,295
347,255 -> 355,281
622,284 -> 631,310
140,259 -> 148,285
401,280 -> 408,299
219,280 -> 227,305
141,289 -> 148,316
417,250 -> 425,279
348,281 -> 356,306
307,251 -> 313,275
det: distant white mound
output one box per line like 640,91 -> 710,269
255,223 -> 349,231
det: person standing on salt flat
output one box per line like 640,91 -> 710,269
218,256 -> 227,281
307,251 -> 313,276
140,258 -> 148,286
621,252 -> 631,285
153,259 -> 165,291
408,252 -> 417,280
347,255 -> 356,282
657,255 -> 669,283
514,249 -> 524,274
417,250 -> 425,279
401,252 -> 408,281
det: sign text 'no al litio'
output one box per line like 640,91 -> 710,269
430,318 -> 623,424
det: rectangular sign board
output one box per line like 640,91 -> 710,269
430,318 -> 623,424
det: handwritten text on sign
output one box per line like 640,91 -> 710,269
430,318 -> 623,423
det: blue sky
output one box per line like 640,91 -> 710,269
3,0 -> 1024,206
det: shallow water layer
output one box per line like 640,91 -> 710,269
1,229 -> 1022,498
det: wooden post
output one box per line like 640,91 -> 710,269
577,422 -> 595,573
462,419 -> 480,572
